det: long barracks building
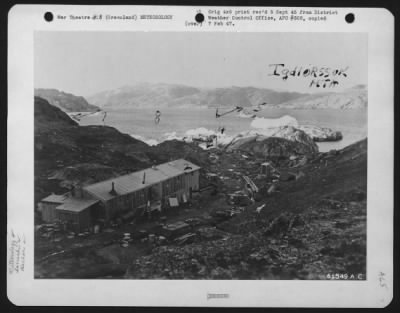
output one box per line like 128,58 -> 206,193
39,159 -> 201,231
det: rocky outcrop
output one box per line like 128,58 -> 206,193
226,136 -> 317,159
146,139 -> 210,167
225,126 -> 318,158
266,126 -> 319,149
298,125 -> 343,142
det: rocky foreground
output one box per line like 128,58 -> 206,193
34,96 -> 367,279
124,140 -> 367,279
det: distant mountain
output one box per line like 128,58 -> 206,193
87,83 -> 201,108
275,85 -> 368,109
88,83 -> 367,110
87,83 -> 309,109
35,88 -> 100,112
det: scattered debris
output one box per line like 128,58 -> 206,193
267,183 -> 279,195
230,207 -> 245,216
321,198 -> 344,209
160,222 -> 191,239
260,162 -> 276,178
148,234 -> 156,243
226,191 -> 252,206
264,213 -> 304,236
243,175 -> 259,193
120,232 -> 132,247
40,250 -> 66,262
256,204 -> 266,214
196,227 -> 225,241
211,210 -> 232,223
295,171 -> 305,180
184,217 -> 205,228
174,233 -> 197,245
279,171 -> 296,182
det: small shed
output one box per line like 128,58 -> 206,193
38,194 -> 68,223
55,198 -> 99,233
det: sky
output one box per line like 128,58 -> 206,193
34,31 -> 367,97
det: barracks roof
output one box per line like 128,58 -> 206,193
83,159 -> 200,202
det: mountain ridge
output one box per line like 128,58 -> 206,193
87,83 -> 367,109
273,85 -> 367,109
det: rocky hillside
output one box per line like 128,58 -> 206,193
35,88 -> 100,112
125,139 -> 367,279
35,96 -> 78,127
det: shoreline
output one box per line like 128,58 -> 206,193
76,107 -> 367,152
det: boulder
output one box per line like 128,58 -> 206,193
224,126 -> 318,159
298,125 -> 343,142
226,136 -> 317,159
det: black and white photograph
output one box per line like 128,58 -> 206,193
33,31 -> 368,280
7,5 -> 394,307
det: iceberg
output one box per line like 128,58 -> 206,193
251,115 -> 299,129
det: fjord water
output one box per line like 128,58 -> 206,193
79,108 -> 367,152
